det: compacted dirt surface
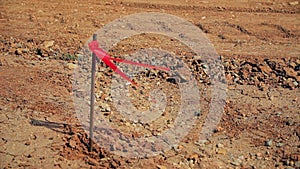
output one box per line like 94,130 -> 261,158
1,0 -> 300,168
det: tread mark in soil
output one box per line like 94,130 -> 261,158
224,22 -> 252,35
261,23 -> 297,38
122,2 -> 297,14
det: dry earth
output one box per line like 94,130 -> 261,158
0,0 -> 300,169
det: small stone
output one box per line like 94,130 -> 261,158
186,153 -> 199,161
216,148 -> 227,155
216,143 -> 224,148
284,67 -> 297,77
15,48 -> 23,55
156,165 -> 167,169
234,77 -> 239,82
193,55 -> 202,60
66,63 -> 78,69
100,103 -> 111,112
218,34 -> 226,39
231,158 -> 242,166
43,40 -> 55,48
286,78 -> 296,89
87,158 -> 98,166
285,120 -> 294,126
289,62 -> 297,68
232,72 -> 239,77
194,111 -> 201,116
188,159 -> 195,167
265,139 -> 273,146
103,112 -> 111,116
289,1 -> 299,5
24,141 -> 31,146
249,153 -> 255,159
195,139 -> 209,146
259,65 -> 272,74
256,152 -> 263,160
276,142 -> 284,147
36,48 -> 48,57
240,69 -> 249,79
68,139 -> 76,148
201,63 -> 209,74
177,144 -> 184,150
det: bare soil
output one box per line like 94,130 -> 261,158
0,0 -> 299,168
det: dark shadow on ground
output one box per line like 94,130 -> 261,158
30,118 -> 74,135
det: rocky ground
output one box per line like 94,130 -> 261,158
1,0 -> 300,169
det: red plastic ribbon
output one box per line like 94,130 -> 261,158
88,41 -> 170,86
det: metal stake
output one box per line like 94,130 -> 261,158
89,34 -> 97,152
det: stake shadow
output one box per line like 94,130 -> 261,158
30,118 -> 74,135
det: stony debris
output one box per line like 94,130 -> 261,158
264,139 -> 273,147
66,63 -> 78,69
288,1 -> 299,5
220,58 -> 300,89
0,36 -> 78,60
156,165 -> 167,169
231,158 -> 243,166
43,40 -> 55,48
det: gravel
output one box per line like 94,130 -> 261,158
265,139 -> 273,147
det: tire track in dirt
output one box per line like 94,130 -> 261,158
121,1 -> 299,14
261,23 -> 297,38
213,21 -> 299,43
223,21 -> 253,36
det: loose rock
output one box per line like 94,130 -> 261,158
276,142 -> 283,147
216,148 -> 227,155
68,139 -> 76,148
156,165 -> 167,169
289,1 -> 299,5
216,143 -> 224,148
265,139 -> 273,147
43,40 -> 55,48
259,65 -> 272,75
284,67 -> 297,77
15,48 -> 23,55
66,63 -> 78,69
231,158 -> 242,166
87,157 -> 98,166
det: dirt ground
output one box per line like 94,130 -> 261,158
0,0 -> 299,168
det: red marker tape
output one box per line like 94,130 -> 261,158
88,40 -> 170,86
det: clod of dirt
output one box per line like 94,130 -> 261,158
288,1 -> 299,6
66,63 -> 78,69
68,139 -> 77,149
43,40 -> 55,48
